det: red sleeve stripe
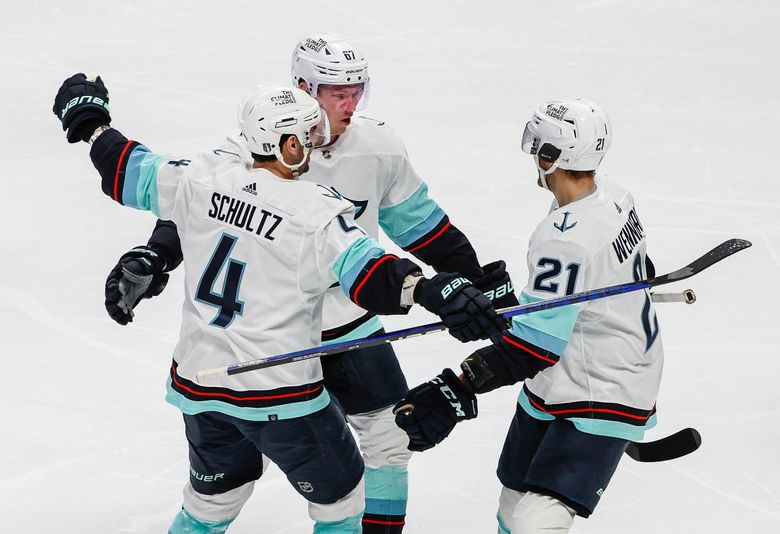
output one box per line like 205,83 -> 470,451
113,140 -> 136,202
406,220 -> 451,253
502,334 -> 558,365
352,254 -> 398,306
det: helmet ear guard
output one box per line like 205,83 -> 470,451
538,143 -> 562,164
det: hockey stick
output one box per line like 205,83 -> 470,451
625,428 -> 702,462
196,238 -> 751,382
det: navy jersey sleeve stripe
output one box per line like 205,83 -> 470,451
90,127 -> 138,203
401,216 -> 483,279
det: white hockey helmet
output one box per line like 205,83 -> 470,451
291,33 -> 370,111
521,99 -> 612,179
237,83 -> 330,174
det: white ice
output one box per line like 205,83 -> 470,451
1,1 -> 779,532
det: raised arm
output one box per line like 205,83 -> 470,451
54,74 -> 189,324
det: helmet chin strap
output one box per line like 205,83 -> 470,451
274,146 -> 311,178
535,155 -> 559,191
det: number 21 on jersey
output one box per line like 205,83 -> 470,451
533,257 -> 580,295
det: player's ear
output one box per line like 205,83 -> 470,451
297,79 -> 307,92
280,134 -> 298,154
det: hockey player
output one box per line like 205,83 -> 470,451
394,99 -> 664,533
101,33 -> 518,533
53,74 -> 506,534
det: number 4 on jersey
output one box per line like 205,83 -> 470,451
196,234 -> 245,328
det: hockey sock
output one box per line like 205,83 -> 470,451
362,465 -> 407,533
168,508 -> 233,534
313,513 -> 363,534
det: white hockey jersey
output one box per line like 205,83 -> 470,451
303,117 -> 446,341
107,135 -> 395,421
510,179 -> 664,441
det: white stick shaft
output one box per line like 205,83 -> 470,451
651,289 -> 696,304
195,367 -> 229,383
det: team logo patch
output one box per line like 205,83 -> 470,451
297,481 -> 314,493
554,211 -> 577,233
167,159 -> 191,167
342,195 -> 368,219
317,184 -> 342,200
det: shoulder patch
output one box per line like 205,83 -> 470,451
553,211 -> 578,233
167,159 -> 191,167
317,184 -> 342,199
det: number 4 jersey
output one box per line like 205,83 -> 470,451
89,130 -> 420,421
510,179 -> 663,441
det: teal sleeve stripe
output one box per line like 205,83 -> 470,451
165,379 -> 331,421
510,291 -> 579,354
378,183 -> 442,238
313,513 -> 362,534
331,236 -> 386,295
321,316 -> 383,346
364,466 -> 409,515
123,146 -> 164,217
388,205 -> 446,248
510,321 -> 568,355
168,509 -> 234,533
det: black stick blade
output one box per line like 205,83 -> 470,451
625,428 -> 702,462
651,239 -> 752,286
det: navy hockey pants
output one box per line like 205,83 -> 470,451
184,402 -> 363,504
497,404 -> 628,517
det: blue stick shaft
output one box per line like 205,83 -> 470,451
195,238 -> 750,382
219,281 -> 652,376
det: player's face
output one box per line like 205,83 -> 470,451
316,83 -> 365,136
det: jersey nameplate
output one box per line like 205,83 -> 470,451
207,192 -> 284,244
612,208 -> 645,263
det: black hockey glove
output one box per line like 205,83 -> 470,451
53,73 -> 111,143
415,272 -> 505,343
394,368 -> 477,452
105,246 -> 168,325
472,260 -> 519,311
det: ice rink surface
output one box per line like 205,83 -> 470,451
2,1 -> 779,532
